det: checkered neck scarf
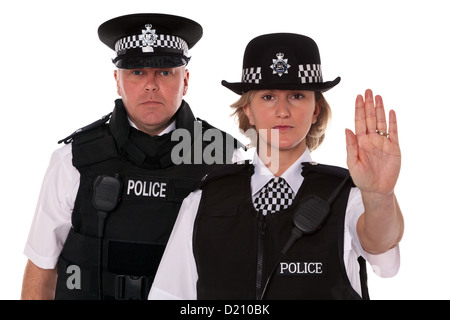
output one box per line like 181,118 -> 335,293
254,177 -> 294,215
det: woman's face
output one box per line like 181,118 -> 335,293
243,90 -> 320,155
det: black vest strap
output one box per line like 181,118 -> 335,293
58,112 -> 112,145
71,126 -> 118,168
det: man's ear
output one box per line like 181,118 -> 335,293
183,69 -> 190,96
114,70 -> 121,96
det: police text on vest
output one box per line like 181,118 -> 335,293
279,262 -> 324,275
127,179 -> 167,198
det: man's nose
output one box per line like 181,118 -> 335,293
144,74 -> 158,92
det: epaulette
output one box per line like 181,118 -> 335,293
301,162 -> 355,186
198,160 -> 253,189
57,112 -> 112,144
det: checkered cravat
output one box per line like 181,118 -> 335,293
254,177 -> 294,215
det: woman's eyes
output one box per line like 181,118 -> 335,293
261,93 -> 304,101
291,93 -> 304,100
262,95 -> 275,101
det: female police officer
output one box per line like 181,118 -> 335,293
149,33 -> 403,299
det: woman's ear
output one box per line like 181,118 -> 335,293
243,104 -> 255,126
312,101 -> 321,124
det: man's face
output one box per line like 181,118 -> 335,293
114,67 -> 189,136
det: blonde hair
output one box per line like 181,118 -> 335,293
230,91 -> 332,151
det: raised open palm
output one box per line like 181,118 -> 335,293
345,89 -> 401,195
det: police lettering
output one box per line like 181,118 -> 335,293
279,262 -> 323,275
127,180 -> 167,198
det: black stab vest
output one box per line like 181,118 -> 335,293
193,162 -> 369,300
55,99 -> 240,300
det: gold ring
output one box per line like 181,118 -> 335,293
376,129 -> 389,137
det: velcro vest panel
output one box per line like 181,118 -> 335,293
193,162 -> 368,300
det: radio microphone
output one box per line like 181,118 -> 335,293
281,195 -> 331,255
92,174 -> 122,300
281,175 -> 350,255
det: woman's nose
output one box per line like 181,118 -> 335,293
276,101 -> 290,118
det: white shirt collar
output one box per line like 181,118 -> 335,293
128,117 -> 176,136
251,149 -> 313,196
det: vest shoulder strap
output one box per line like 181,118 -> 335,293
58,112 -> 112,145
70,123 -> 118,169
198,161 -> 253,189
199,161 -> 353,193
301,162 -> 355,187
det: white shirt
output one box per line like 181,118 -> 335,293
23,118 -> 247,269
148,149 -> 400,299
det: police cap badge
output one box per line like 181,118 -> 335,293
98,13 -> 203,69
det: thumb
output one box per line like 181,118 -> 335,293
345,129 -> 358,168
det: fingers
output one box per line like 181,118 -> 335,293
375,94 -> 387,133
388,109 -> 399,144
355,89 -> 392,137
364,89 -> 377,134
345,128 -> 358,168
354,94 -> 366,137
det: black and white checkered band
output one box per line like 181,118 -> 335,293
242,67 -> 262,84
115,34 -> 189,56
298,64 -> 323,84
242,64 -> 323,84
254,177 -> 294,215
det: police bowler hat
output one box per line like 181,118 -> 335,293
98,13 -> 203,69
222,33 -> 340,95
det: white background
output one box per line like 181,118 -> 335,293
1,0 -> 449,300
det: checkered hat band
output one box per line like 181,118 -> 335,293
242,67 -> 262,84
241,64 -> 323,84
254,177 -> 294,215
298,64 -> 323,84
115,34 -> 188,54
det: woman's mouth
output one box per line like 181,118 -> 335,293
273,125 -> 293,132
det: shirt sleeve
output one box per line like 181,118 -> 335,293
148,190 -> 202,300
345,187 -> 400,278
23,144 -> 79,269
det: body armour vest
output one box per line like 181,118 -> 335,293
193,162 -> 369,300
55,99 -> 241,300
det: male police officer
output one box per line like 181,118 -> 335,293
21,13 -> 243,300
